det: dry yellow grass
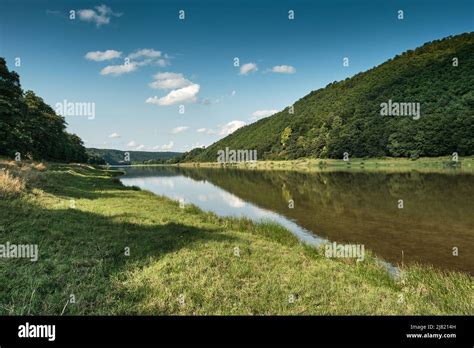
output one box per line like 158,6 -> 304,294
34,162 -> 47,171
0,169 -> 25,198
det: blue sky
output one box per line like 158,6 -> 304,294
1,0 -> 473,152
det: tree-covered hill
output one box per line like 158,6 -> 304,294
0,58 -> 88,162
86,148 -> 182,165
187,33 -> 474,162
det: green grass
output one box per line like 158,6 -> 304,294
0,160 -> 472,315
178,156 -> 474,174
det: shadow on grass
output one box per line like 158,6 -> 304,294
0,175 -> 238,315
37,169 -> 130,200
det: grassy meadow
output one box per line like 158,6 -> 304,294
0,158 -> 472,315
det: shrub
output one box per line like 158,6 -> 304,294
0,170 -> 25,198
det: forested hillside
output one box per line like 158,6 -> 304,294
188,33 -> 474,162
86,148 -> 182,165
0,58 -> 87,162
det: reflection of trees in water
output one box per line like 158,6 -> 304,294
186,168 -> 473,264
175,167 -> 473,226
128,166 -> 473,272
280,183 -> 292,205
123,166 -> 183,178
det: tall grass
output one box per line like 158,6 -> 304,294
0,170 -> 25,198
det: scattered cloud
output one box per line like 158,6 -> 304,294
128,49 -> 161,59
146,83 -> 200,106
240,63 -> 258,75
78,4 -> 122,27
100,63 -> 137,76
197,128 -> 216,134
85,50 -> 122,61
87,48 -> 169,76
184,142 -> 207,151
271,65 -> 296,74
219,120 -> 246,136
250,109 -> 278,120
127,49 -> 169,67
127,140 -> 137,147
153,141 -> 174,151
135,144 -> 145,150
171,126 -> 189,134
108,132 -> 121,138
149,72 -> 192,90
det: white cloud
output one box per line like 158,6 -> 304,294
126,140 -> 145,150
250,109 -> 278,120
89,48 -> 168,76
184,142 -> 207,151
108,132 -> 121,138
85,50 -> 122,61
171,126 -> 189,134
149,72 -> 192,90
153,141 -> 174,151
220,191 -> 246,208
219,120 -> 246,136
128,49 -> 162,59
100,63 -> 137,76
240,63 -> 258,75
231,90 -> 236,97
146,83 -> 200,106
271,65 -> 296,74
197,128 -> 216,134
78,5 -> 122,27
156,59 -> 169,67
127,49 -> 169,67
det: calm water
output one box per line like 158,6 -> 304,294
120,166 -> 474,274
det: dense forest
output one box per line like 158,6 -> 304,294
0,58 -> 88,162
86,148 -> 182,165
186,33 -> 474,162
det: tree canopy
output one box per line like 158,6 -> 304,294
0,57 -> 87,162
185,33 -> 474,162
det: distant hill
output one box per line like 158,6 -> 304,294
185,33 -> 474,162
86,148 -> 182,165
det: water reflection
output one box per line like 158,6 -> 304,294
121,172 -> 325,245
121,166 -> 474,273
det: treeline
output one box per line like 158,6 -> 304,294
86,148 -> 182,165
0,57 -> 87,162
186,33 -> 474,162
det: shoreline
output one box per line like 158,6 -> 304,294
175,156 -> 474,174
102,156 -> 474,174
0,159 -> 472,314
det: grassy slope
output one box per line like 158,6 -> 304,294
0,161 -> 472,315
189,33 -> 474,162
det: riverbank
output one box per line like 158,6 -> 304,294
0,159 -> 472,314
177,156 -> 474,174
